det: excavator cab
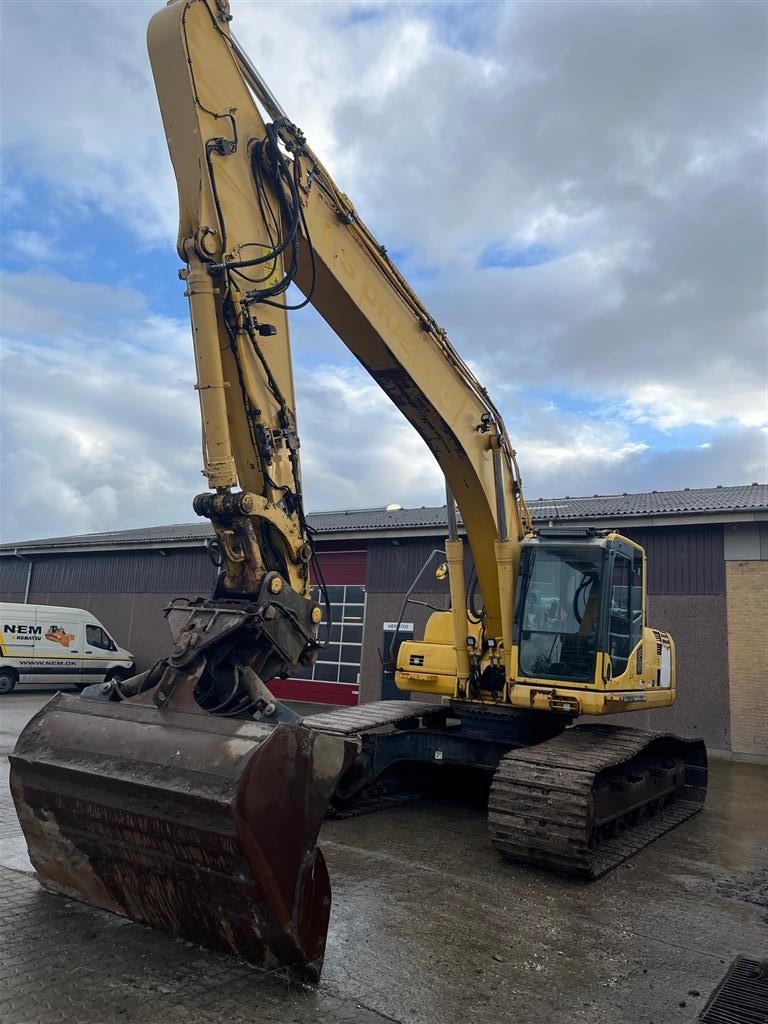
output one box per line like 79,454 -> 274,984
397,529 -> 676,719
516,536 -> 609,682
515,532 -> 645,680
509,530 -> 675,716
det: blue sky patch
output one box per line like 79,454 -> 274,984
427,2 -> 502,55
517,389 -> 717,453
1,172 -> 187,320
478,242 -> 560,270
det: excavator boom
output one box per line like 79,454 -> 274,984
147,0 -> 528,651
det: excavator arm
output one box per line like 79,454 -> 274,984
148,0 -> 530,690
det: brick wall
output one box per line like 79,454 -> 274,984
626,594 -> 730,750
726,561 -> 768,757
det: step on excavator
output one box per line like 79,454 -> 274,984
10,0 -> 707,983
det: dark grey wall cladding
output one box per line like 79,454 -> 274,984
8,548 -> 218,596
365,536 -> 476,596
2,523 -> 726,600
624,525 -> 724,596
20,591 -> 206,672
366,538 -> 448,594
0,558 -> 29,593
368,526 -> 725,599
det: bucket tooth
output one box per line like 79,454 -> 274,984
10,692 -> 349,983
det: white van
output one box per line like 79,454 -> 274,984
0,603 -> 135,695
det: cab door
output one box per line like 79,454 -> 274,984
605,548 -> 644,682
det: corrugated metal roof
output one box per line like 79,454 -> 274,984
1,522 -> 216,548
529,485 -> 768,518
309,506 -> 453,531
1,484 -> 765,553
309,484 -> 768,530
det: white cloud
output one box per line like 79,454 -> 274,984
328,0 -> 766,430
296,365 -> 444,511
0,1 -> 439,244
0,1 -> 175,243
0,272 -> 201,540
621,381 -> 767,431
8,230 -> 54,263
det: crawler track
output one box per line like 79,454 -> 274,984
303,701 -> 440,736
488,724 -> 707,878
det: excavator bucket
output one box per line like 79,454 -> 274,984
9,691 -> 349,983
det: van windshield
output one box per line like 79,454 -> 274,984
518,544 -> 603,682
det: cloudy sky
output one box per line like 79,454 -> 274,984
1,0 -> 765,542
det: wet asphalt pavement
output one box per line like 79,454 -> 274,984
1,690 -> 766,1024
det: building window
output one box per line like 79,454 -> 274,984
291,585 -> 365,687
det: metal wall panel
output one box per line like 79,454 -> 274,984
2,525 -> 726,600
368,527 -> 725,598
0,558 -> 29,593
723,523 -> 762,561
1,546 -> 368,601
365,538 -> 449,594
27,549 -> 217,595
624,525 -> 725,595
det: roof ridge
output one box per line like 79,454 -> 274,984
1,483 -> 765,550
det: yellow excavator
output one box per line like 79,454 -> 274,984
10,0 -> 707,984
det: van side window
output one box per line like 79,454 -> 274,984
86,625 -> 116,651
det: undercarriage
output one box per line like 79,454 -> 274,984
303,701 -> 708,877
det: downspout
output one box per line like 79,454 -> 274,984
13,550 -> 32,603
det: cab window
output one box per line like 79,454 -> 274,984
630,550 -> 644,650
608,552 -> 643,676
517,544 -> 603,682
86,624 -> 116,651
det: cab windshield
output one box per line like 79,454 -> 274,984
517,544 -> 604,682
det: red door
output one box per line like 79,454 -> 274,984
268,545 -> 367,707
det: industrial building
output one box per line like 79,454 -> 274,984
2,483 -> 766,760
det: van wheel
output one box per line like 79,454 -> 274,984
0,670 -> 18,695
105,669 -> 128,686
